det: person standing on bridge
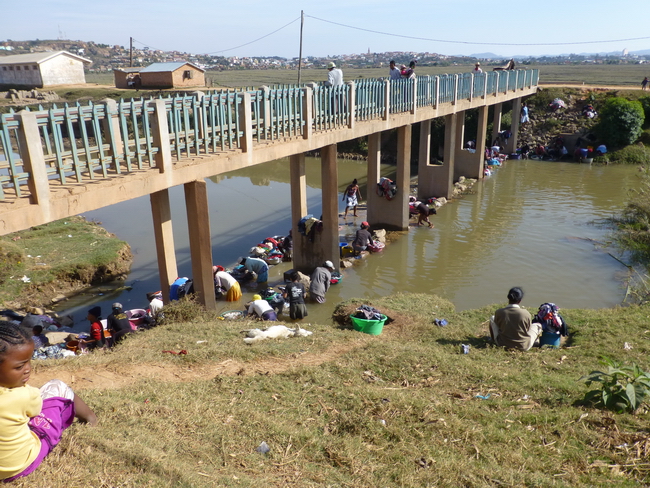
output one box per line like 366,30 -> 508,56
472,62 -> 483,74
325,62 -> 343,86
389,60 -> 402,81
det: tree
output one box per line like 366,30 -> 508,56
597,97 -> 645,147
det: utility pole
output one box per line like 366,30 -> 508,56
297,11 -> 304,85
130,37 -> 133,67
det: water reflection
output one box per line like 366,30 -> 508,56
61,158 -> 639,331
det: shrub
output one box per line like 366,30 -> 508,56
580,358 -> 650,413
638,96 -> 650,122
606,144 -> 650,165
597,97 -> 645,147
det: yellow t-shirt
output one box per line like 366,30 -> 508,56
0,385 -> 42,479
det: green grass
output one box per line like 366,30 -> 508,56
16,294 -> 650,487
0,216 -> 131,308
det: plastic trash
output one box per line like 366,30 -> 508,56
256,441 -> 270,454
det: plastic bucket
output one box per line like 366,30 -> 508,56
540,331 -> 561,348
351,314 -> 387,335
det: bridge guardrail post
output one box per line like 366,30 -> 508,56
383,79 -> 390,120
483,73 -> 488,99
16,110 -> 50,206
453,74 -> 459,105
238,92 -> 253,153
149,99 -> 173,173
261,86 -> 271,140
347,81 -> 356,129
434,76 -> 439,109
411,78 -> 417,115
301,86 -> 313,140
102,99 -> 124,173
191,91 -> 206,144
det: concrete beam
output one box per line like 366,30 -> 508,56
150,189 -> 177,303
184,180 -> 215,310
491,102 -> 502,146
320,145 -> 339,270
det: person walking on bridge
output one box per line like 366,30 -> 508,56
325,62 -> 343,86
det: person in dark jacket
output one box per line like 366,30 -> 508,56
106,303 -> 133,346
352,222 -> 372,255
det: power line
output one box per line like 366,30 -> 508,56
202,17 -> 300,55
306,14 -> 650,47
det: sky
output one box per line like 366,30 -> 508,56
2,0 -> 650,59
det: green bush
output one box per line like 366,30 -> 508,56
638,96 -> 650,122
606,144 -> 650,165
581,358 -> 650,413
597,97 -> 645,147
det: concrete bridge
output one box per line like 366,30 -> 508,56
0,69 -> 539,308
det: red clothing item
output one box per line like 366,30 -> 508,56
90,321 -> 103,342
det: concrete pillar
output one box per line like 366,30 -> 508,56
15,110 -> 50,209
183,180 -> 216,310
417,120 -> 433,200
507,97 -> 522,153
149,99 -> 173,174
301,86 -> 313,140
290,153 -> 308,271
366,132 -> 386,227
150,189 -> 177,303
475,105 -> 489,177
491,102 -> 502,146
320,145 -> 339,270
455,108 -> 487,180
453,111 -> 470,181
426,115 -> 456,199
238,92 -> 253,153
102,99 -> 124,173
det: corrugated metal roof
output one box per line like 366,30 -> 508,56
113,67 -> 142,73
140,62 -> 204,73
0,51 -> 92,65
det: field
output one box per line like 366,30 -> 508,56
84,63 -> 650,91
14,295 -> 650,487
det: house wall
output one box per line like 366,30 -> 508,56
39,55 -> 87,86
0,63 -> 43,87
140,71 -> 175,88
170,66 -> 204,88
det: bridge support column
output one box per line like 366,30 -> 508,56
150,189 -> 178,303
491,102 -> 502,146
454,107 -> 488,180
506,97 -> 522,154
417,120 -> 434,201
320,145 -> 340,270
290,154 -> 309,271
429,115 -> 457,199
373,126 -> 410,230
184,180 -> 216,310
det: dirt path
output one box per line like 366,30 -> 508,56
29,341 -> 364,391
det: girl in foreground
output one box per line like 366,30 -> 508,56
0,321 -> 96,482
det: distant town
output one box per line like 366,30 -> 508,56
1,39 -> 649,73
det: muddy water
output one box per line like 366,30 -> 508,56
65,158 -> 639,330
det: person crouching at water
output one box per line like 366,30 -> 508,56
213,266 -> 242,301
247,295 -> 277,321
416,202 -> 436,228
352,221 -> 372,255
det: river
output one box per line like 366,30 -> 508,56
60,157 -> 640,330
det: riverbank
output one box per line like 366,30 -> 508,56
21,293 -> 650,487
0,216 -> 132,314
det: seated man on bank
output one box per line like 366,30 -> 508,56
489,287 -> 541,351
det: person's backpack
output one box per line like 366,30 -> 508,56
535,303 -> 568,336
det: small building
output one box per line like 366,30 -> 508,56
113,67 -> 142,89
0,51 -> 91,88
138,62 -> 205,89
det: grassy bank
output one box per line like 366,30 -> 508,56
20,294 -> 650,487
0,216 -> 131,310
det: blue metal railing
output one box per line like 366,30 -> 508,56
0,68 -> 539,202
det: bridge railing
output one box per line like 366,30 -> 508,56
0,68 -> 538,203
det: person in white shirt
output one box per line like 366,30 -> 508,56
325,62 -> 343,86
247,295 -> 277,321
472,62 -> 483,74
389,60 -> 402,81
